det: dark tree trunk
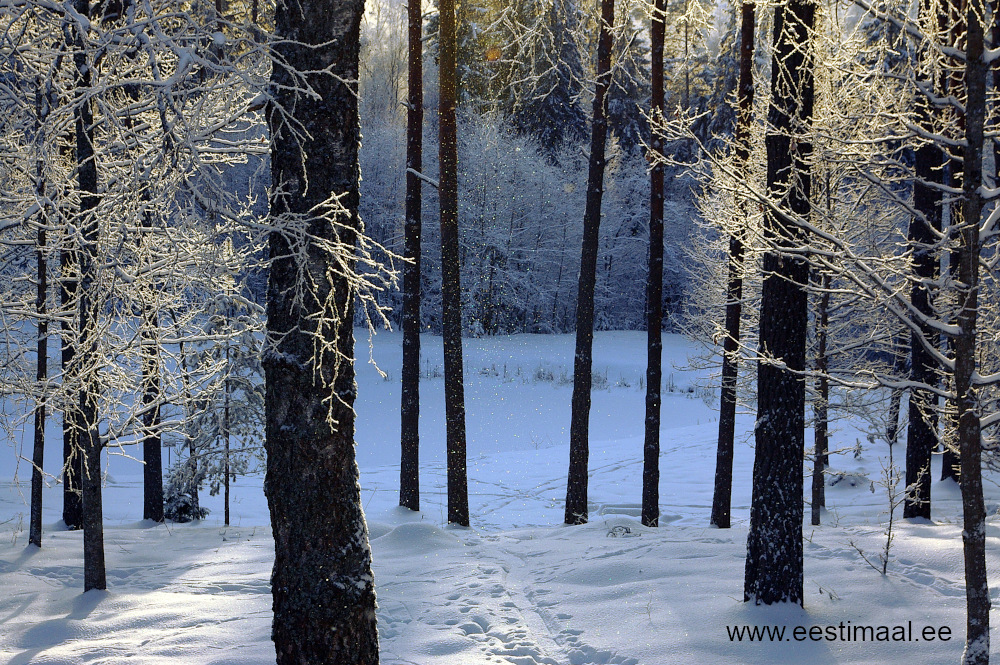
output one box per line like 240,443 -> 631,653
29,81 -> 51,548
904,141 -> 942,518
264,0 -> 379,662
904,0 -> 946,515
641,0 -> 666,529
399,0 -> 423,513
61,249 -> 82,530
223,332 -> 231,527
439,0 -> 469,527
141,216 -> 163,523
565,0 -> 615,526
811,273 -> 830,526
956,7 -> 990,661
71,0 -> 106,591
30,200 -> 47,548
711,0 -> 754,530
744,0 -> 813,606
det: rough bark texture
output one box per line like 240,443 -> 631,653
399,0 -> 423,513
642,0 -> 666,529
744,0 -> 813,606
439,0 -> 470,527
956,7 -> 990,662
264,0 -> 380,662
711,0 -> 754,530
811,273 -> 829,526
565,0 -> 614,526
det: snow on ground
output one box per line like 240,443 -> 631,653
0,330 -> 998,664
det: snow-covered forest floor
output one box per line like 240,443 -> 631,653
1,331 -> 997,664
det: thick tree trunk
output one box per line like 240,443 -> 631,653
642,0 -> 666,529
565,0 -> 614,526
956,7 -> 990,662
711,0 -> 754,530
744,0 -> 813,606
264,0 -> 379,662
439,0 -> 470,527
399,0 -> 423,513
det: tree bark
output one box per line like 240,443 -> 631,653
744,0 -> 813,606
565,0 -> 615,526
956,5 -> 990,661
264,0 -> 379,661
61,245 -> 82,530
439,0 -> 470,527
711,0 -> 754,530
140,213 -> 163,523
642,0 -> 666,529
399,0 -> 423,513
904,140 -> 942,518
811,273 -> 829,526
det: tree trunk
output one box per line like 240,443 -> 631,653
223,328 -> 231,527
140,215 -> 163,523
956,6 -> 990,661
711,0 -> 754,530
642,0 -> 666,529
811,273 -> 830,526
905,221 -> 940,516
903,0 -> 946,515
744,0 -> 813,606
565,0 -> 615,526
439,0 -> 470,527
399,0 -> 423,513
61,247 -> 82,530
29,81 -> 51,548
71,0 -> 107,591
264,0 -> 379,662
30,207 -> 48,548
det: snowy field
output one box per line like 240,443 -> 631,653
0,330 -> 998,664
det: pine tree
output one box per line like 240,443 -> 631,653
496,0 -> 589,157
607,3 -> 650,155
642,0 -> 666,528
440,0 -> 471,527
565,0 -> 615,526
400,0 -> 424,513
